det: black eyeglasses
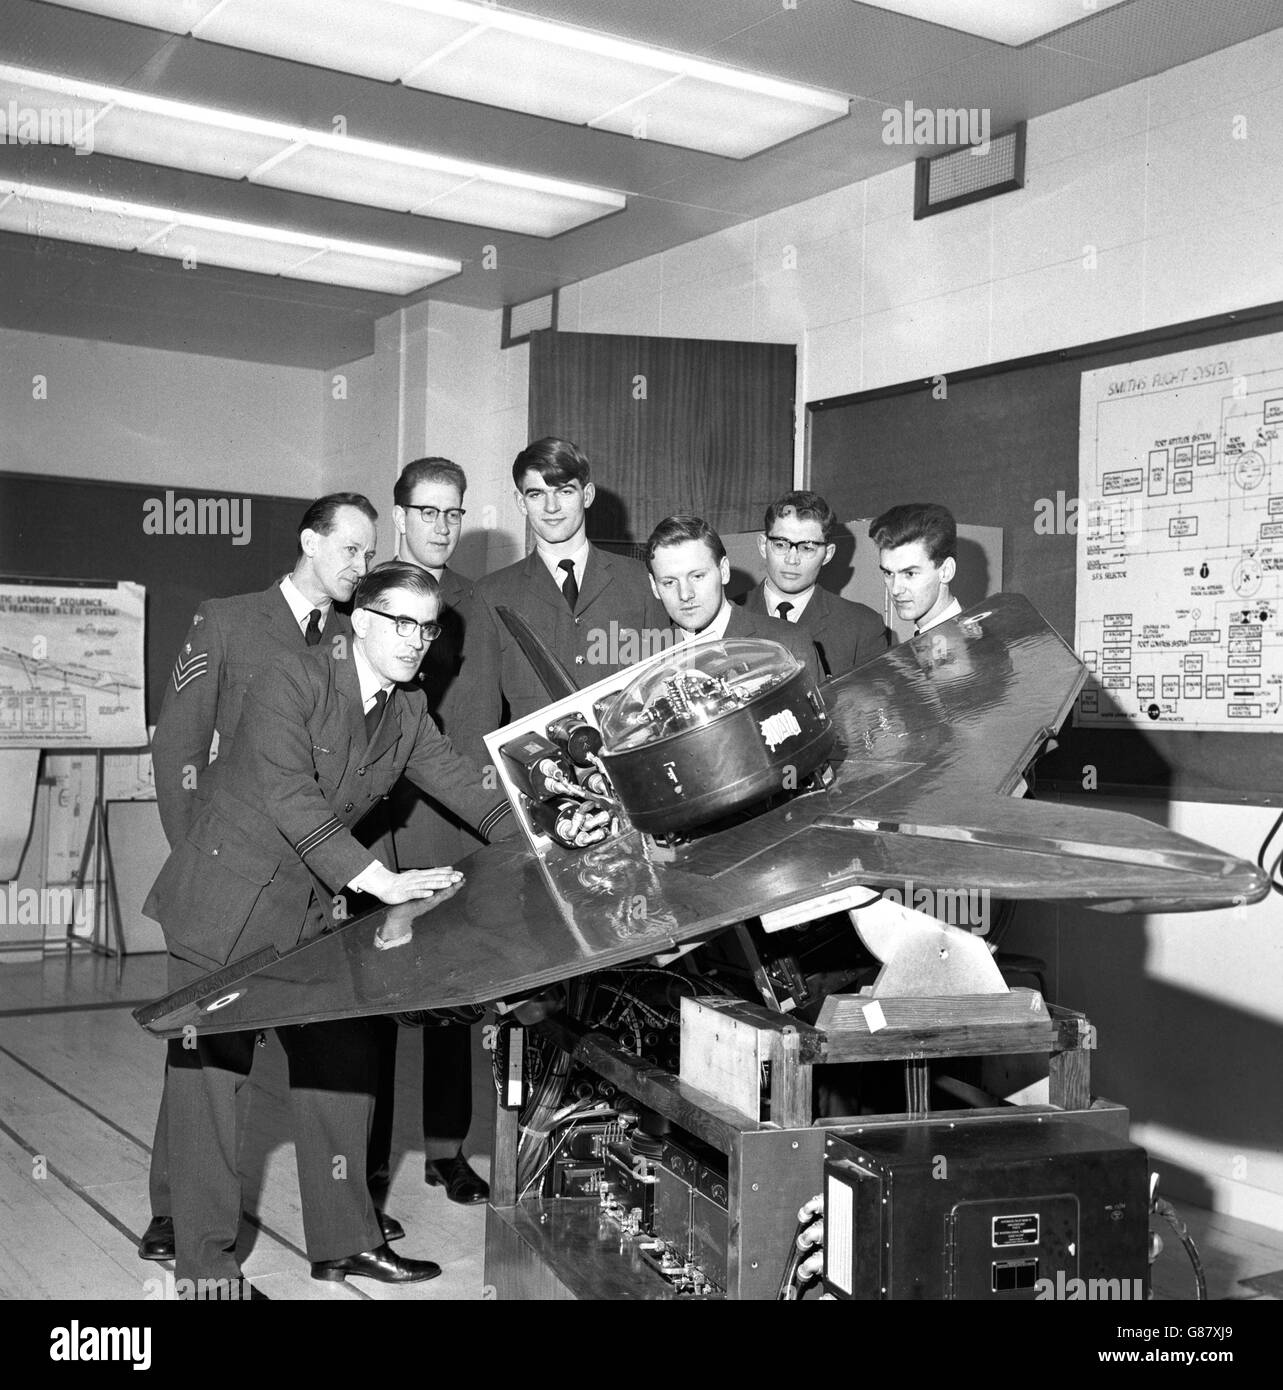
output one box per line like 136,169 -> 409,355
406,505 -> 465,527
362,608 -> 441,642
765,536 -> 825,558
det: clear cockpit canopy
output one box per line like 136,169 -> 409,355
596,639 -> 802,752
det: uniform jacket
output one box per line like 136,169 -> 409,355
388,565 -> 480,867
149,584 -> 352,849
143,641 -> 512,969
740,581 -> 888,679
720,604 -> 825,686
443,544 -> 669,764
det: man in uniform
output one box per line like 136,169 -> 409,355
740,490 -> 888,677
140,492 -> 397,1262
644,513 -> 823,681
143,561 -> 516,1293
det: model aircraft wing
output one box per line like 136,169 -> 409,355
135,594 -> 1267,1038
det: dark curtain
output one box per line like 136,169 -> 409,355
528,330 -> 796,543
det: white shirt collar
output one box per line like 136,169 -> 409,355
763,578 -> 814,621
352,643 -> 392,711
536,537 -> 591,590
280,574 -> 329,632
679,597 -> 734,643
916,595 -> 963,635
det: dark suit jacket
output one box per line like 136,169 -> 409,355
149,584 -> 354,849
443,544 -> 669,764
143,641 -> 512,969
389,565 -> 480,867
740,581 -> 888,679
721,604 -> 824,686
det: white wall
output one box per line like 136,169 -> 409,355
321,300 -> 529,575
558,27 -> 1283,486
0,326 -> 324,496
523,27 -> 1283,1227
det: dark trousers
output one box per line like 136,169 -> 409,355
367,1019 -> 473,1184
161,955 -> 383,1283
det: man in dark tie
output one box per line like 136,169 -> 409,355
140,493 -> 409,1263
739,490 -> 888,678
143,561 -> 517,1293
644,513 -> 823,682
442,437 -> 669,760
869,502 -> 961,636
373,457 -> 490,1206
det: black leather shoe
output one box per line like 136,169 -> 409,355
425,1154 -> 489,1204
310,1243 -> 441,1284
377,1211 -> 405,1243
138,1215 -> 174,1261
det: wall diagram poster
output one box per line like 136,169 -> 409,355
1075,330 -> 1283,732
0,581 -> 147,748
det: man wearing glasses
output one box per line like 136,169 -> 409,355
376,457 -> 492,1208
140,492 -> 405,1267
143,561 -> 517,1294
645,513 -> 823,683
740,490 -> 888,679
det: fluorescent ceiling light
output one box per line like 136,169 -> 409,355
0,64 -> 625,236
46,0 -> 850,158
851,0 -> 1133,46
0,180 -> 460,294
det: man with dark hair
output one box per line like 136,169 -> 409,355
868,502 -> 960,635
139,491 -> 388,1264
644,514 -> 822,681
143,561 -> 516,1293
740,489 -> 888,678
443,436 -> 668,758
378,456 -> 490,1206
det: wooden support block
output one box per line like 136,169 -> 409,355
816,989 -> 1055,1063
680,996 -> 767,1121
491,1100 -> 520,1206
768,1026 -> 812,1130
680,996 -> 821,1125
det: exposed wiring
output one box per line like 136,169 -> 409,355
776,1214 -> 813,1301
1153,1197 -> 1206,1300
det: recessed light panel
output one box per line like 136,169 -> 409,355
0,64 -> 626,236
43,0 -> 851,157
853,0 -> 1133,47
0,181 -> 461,294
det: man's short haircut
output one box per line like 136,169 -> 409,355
395,457 -> 467,507
643,514 -> 727,569
353,560 -> 439,612
512,436 -> 591,489
297,492 -> 377,558
765,489 -> 837,542
868,503 -> 957,566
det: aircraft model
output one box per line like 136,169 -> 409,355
134,593 -> 1268,1040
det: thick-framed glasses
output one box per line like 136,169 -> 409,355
362,608 -> 441,643
406,505 -> 465,527
765,535 -> 825,558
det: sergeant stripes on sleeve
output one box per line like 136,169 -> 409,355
295,816 -> 344,858
171,651 -> 208,693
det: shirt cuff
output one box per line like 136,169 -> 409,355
346,861 -> 383,893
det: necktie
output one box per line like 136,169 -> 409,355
559,558 -> 579,611
304,609 -> 322,646
776,602 -> 794,622
364,689 -> 387,744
